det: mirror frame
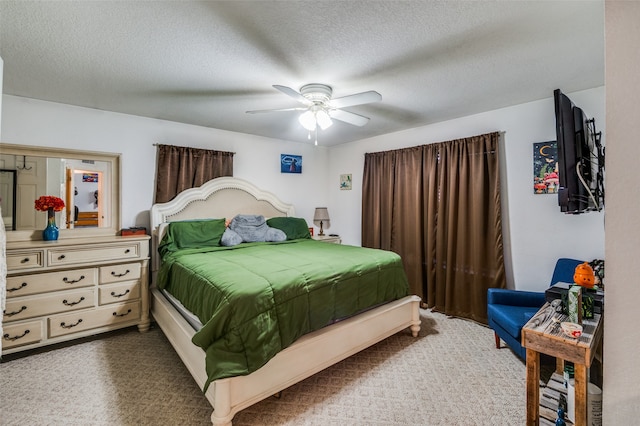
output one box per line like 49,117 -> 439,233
1,143 -> 121,242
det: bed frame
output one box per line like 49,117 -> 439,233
149,177 -> 421,425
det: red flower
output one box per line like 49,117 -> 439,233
34,195 -> 65,212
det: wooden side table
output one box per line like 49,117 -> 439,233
522,303 -> 603,425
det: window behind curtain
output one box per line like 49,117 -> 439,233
154,144 -> 234,204
362,132 -> 505,323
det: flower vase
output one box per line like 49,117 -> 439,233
43,208 -> 59,241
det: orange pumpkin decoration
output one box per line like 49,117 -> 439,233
574,262 -> 596,288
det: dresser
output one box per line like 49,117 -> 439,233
2,235 -> 150,355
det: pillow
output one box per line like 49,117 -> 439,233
221,228 -> 243,247
159,218 -> 226,256
266,217 -> 311,240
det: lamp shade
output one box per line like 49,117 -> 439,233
316,110 -> 333,130
298,110 -> 316,131
313,207 -> 331,231
299,107 -> 334,132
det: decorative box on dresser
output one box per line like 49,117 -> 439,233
2,235 -> 150,355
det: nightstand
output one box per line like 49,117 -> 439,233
312,235 -> 342,244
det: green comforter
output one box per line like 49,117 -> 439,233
157,239 -> 409,391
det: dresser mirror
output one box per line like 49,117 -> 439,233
0,143 -> 121,242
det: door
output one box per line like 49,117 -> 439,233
16,156 -> 46,230
72,169 -> 102,227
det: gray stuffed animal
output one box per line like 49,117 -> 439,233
221,214 -> 286,246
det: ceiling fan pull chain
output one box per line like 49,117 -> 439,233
315,128 -> 318,146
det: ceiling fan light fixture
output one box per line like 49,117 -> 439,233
298,108 -> 333,132
316,109 -> 333,130
298,110 -> 317,131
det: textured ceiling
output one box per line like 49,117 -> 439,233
0,1 -> 604,146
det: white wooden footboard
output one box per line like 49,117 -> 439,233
151,288 -> 421,426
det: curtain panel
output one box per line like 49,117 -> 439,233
154,144 -> 234,203
362,132 -> 505,324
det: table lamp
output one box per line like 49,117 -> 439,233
313,207 -> 330,236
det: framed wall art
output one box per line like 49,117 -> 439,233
281,154 -> 302,174
340,174 -> 352,190
82,172 -> 99,182
533,141 -> 558,194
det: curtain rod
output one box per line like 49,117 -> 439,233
152,143 -> 235,154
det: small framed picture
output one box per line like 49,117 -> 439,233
281,154 -> 302,174
82,172 -> 99,183
340,174 -> 352,190
533,142 -> 558,194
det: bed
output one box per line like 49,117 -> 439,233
149,177 -> 421,425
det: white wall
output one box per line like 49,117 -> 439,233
2,87 -> 606,294
1,95 -> 329,232
328,87 -> 605,292
603,1 -> 640,422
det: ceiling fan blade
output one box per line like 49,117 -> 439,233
273,85 -> 313,105
330,91 -> 382,109
329,109 -> 370,127
246,107 -> 306,114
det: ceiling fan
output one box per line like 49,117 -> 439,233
246,84 -> 381,143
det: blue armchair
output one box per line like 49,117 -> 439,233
487,258 -> 583,360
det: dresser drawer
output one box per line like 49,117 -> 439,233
48,301 -> 140,338
99,262 -> 142,284
3,289 -> 96,322
6,250 -> 44,271
99,281 -> 140,305
48,243 -> 141,266
6,268 -> 97,298
2,319 -> 44,349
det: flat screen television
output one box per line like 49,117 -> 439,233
553,89 -> 604,214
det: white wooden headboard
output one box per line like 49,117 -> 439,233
149,177 -> 295,275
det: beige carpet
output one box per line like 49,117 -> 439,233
1,309 -> 530,425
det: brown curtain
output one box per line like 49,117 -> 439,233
154,144 -> 234,203
362,132 -> 505,324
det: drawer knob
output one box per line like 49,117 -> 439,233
3,329 -> 30,341
111,289 -> 131,298
4,306 -> 27,317
60,319 -> 83,329
62,297 -> 86,307
111,269 -> 130,278
7,282 -> 28,292
20,257 -> 30,263
58,254 -> 66,260
113,309 -> 132,317
125,249 -> 131,254
63,275 -> 85,284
